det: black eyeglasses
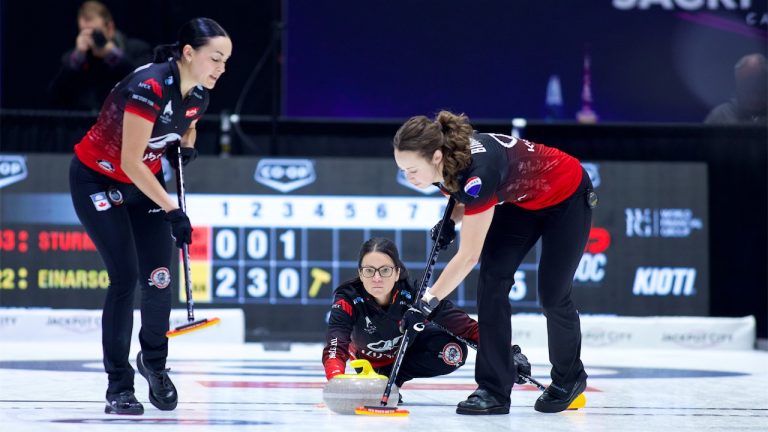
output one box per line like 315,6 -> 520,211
359,266 -> 397,278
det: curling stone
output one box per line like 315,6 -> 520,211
322,359 -> 399,415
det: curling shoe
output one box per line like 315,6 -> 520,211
105,390 -> 144,415
137,351 -> 178,411
534,379 -> 587,413
456,388 -> 510,415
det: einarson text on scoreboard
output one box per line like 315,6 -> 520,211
0,155 -> 707,338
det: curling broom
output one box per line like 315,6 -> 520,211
166,146 -> 221,337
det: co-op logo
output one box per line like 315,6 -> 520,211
0,155 -> 28,189
254,159 -> 316,193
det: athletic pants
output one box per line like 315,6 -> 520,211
476,168 -> 593,403
375,325 -> 469,387
69,157 -> 173,395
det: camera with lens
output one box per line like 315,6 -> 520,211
92,30 -> 108,49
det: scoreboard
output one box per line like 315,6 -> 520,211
0,154 -> 709,341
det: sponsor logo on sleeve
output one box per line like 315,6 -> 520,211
139,78 -> 163,98
463,176 -> 482,198
185,107 -> 199,118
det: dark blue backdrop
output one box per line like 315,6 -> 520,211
283,0 -> 767,122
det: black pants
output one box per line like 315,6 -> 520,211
476,169 -> 593,403
375,325 -> 469,387
69,157 -> 173,395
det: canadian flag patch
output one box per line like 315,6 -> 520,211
463,176 -> 482,198
185,107 -> 199,118
90,192 -> 112,211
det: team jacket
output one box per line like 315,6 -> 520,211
443,132 -> 583,214
321,278 -> 479,378
74,60 -> 209,183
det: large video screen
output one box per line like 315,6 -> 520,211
0,153 -> 708,340
283,0 -> 767,122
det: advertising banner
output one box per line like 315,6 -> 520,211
0,154 -> 708,340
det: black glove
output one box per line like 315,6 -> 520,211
398,307 -> 427,333
512,344 -> 531,385
431,218 -> 456,251
165,208 -> 193,248
166,143 -> 198,169
416,293 -> 441,318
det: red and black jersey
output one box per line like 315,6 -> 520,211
445,133 -> 583,215
74,60 -> 209,183
322,279 -> 479,372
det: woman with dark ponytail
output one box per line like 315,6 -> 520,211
68,18 -> 232,415
394,111 -> 594,415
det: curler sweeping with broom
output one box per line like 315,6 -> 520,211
67,18 -> 232,415
393,111 -> 593,415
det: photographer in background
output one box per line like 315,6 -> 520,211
50,1 -> 152,111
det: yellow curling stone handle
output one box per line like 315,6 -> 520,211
333,359 -> 386,379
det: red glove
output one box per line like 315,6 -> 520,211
324,358 -> 345,380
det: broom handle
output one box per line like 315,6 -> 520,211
377,196 -> 456,406
174,147 -> 195,323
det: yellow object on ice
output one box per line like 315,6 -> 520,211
335,359 -> 384,379
323,359 -> 401,415
166,317 -> 221,337
567,393 -> 587,410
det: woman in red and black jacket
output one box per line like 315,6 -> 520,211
322,237 -> 479,399
68,18 -> 232,415
394,111 -> 594,414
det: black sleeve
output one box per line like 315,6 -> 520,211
430,299 -> 479,344
458,151 -> 503,215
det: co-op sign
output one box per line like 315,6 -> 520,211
254,159 -> 316,193
0,155 -> 28,189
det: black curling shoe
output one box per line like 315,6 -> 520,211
137,351 -> 178,411
534,379 -> 587,413
105,390 -> 144,415
456,388 -> 510,415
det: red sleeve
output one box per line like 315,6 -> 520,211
321,297 -> 355,380
124,77 -> 163,123
324,358 -> 345,380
